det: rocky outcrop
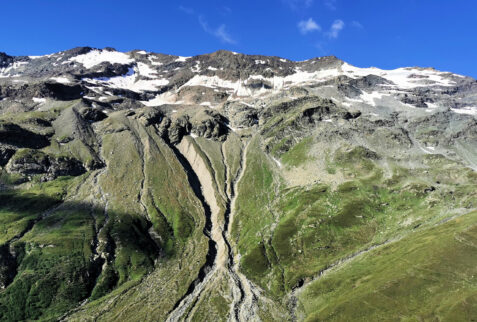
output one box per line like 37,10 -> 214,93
78,106 -> 108,122
0,245 -> 17,289
0,53 -> 13,69
0,146 -> 15,167
0,82 -> 83,101
189,109 -> 229,141
136,107 -> 229,143
6,150 -> 86,181
223,102 -> 259,129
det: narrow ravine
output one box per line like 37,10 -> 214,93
90,167 -> 113,285
165,135 -> 263,322
220,141 -> 247,321
165,139 -> 220,322
224,139 -> 262,321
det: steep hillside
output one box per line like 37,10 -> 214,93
0,48 -> 476,321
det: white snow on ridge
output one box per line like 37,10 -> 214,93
70,50 -> 134,68
148,56 -> 163,66
175,56 -> 191,62
0,61 -> 29,77
175,60 -> 459,99
137,62 -> 157,78
181,75 -> 239,92
84,67 -> 169,93
341,63 -> 456,89
32,97 -> 46,104
50,76 -> 71,84
360,91 -> 387,106
451,107 -> 477,116
141,92 -> 182,106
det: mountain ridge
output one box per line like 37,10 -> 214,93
0,47 -> 476,321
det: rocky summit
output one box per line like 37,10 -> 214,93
0,47 -> 476,321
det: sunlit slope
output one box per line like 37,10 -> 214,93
299,211 -> 477,321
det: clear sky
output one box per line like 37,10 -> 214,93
2,0 -> 476,77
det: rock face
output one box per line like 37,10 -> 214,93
6,150 -> 85,181
0,47 -> 476,322
0,245 -> 16,289
0,53 -> 13,69
0,146 -> 15,167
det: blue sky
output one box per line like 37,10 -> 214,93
2,0 -> 477,77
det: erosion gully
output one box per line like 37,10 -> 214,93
165,136 -> 260,322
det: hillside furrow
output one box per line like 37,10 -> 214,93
220,141 -> 245,322
288,237 -> 400,319
224,138 -> 264,321
165,139 -> 219,322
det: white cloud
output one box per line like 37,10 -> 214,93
298,18 -> 321,34
214,25 -> 236,44
199,16 -> 237,44
326,19 -> 345,38
178,6 -> 194,15
283,0 -> 314,9
351,20 -> 364,29
324,0 -> 336,10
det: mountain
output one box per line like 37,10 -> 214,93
0,47 -> 476,321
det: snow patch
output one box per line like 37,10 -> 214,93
148,56 -> 163,66
360,91 -> 387,106
84,67 -> 169,93
50,76 -> 71,84
32,97 -> 46,104
137,62 -> 157,77
451,107 -> 477,116
70,50 -> 134,68
141,92 -> 182,106
0,61 -> 28,77
341,63 -> 456,89
175,56 -> 191,62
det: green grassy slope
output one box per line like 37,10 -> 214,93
232,106 -> 477,320
299,211 -> 477,321
0,104 -> 209,321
